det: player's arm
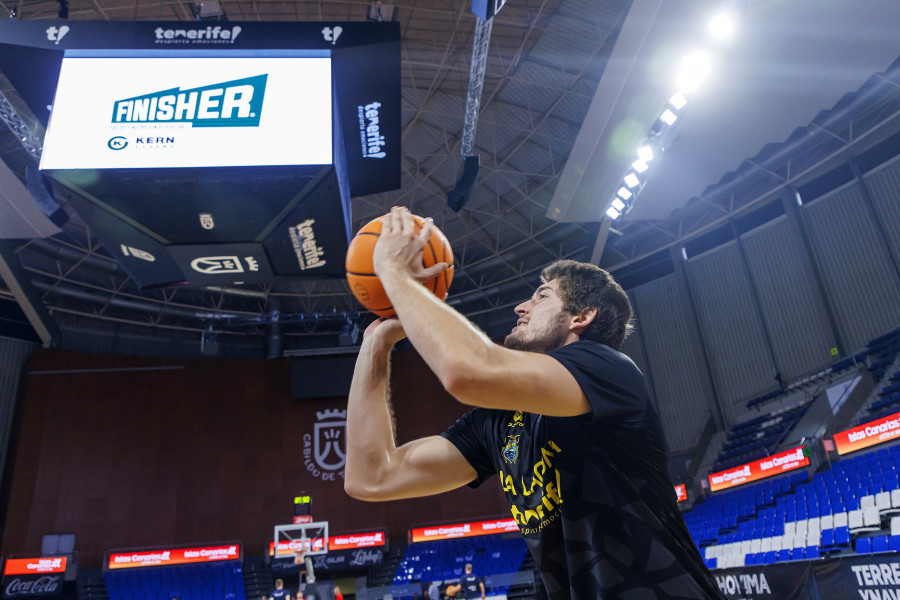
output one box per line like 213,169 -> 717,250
344,318 -> 478,502
479,581 -> 485,600
374,208 -> 590,417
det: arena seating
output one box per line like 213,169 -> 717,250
866,327 -> 900,382
393,535 -> 527,594
104,561 -> 245,600
687,444 -> 900,570
711,402 -> 812,473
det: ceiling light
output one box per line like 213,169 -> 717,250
606,206 -> 621,220
669,92 -> 688,110
709,13 -> 734,40
637,146 -> 654,162
616,187 -> 632,200
611,198 -> 626,211
624,173 -> 640,188
632,160 -> 649,173
660,109 -> 678,126
676,50 -> 712,94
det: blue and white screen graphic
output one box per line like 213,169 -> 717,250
40,55 -> 333,169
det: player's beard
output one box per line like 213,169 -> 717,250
503,310 -> 570,354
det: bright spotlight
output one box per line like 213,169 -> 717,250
616,187 -> 633,201
660,109 -> 678,126
632,160 -> 649,173
637,146 -> 654,162
669,92 -> 688,110
624,173 -> 640,188
709,13 -> 734,40
606,206 -> 621,220
611,198 -> 626,211
676,50 -> 712,94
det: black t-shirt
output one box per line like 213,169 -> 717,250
460,573 -> 482,599
441,340 -> 723,600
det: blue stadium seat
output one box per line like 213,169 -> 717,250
856,538 -> 873,554
873,535 -> 890,553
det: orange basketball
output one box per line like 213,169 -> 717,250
345,213 -> 454,317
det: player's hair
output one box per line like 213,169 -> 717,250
541,260 -> 634,350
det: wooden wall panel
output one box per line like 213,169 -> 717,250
1,349 -> 508,567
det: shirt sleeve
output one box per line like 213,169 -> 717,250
549,340 -> 650,425
440,408 -> 498,488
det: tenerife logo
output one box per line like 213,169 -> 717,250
303,409 -> 346,482
111,75 -> 267,128
46,25 -> 70,44
502,435 -> 520,464
321,26 -> 343,45
357,102 -> 386,159
154,25 -> 242,44
289,219 -> 326,270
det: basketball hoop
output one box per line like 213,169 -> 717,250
292,543 -> 316,583
273,520 -> 327,584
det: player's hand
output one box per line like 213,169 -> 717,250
362,317 -> 407,347
374,206 -> 448,283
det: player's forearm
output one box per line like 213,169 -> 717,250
343,336 -> 400,500
379,269 -> 499,402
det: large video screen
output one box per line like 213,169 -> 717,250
40,52 -> 332,169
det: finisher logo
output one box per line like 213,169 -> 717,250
111,75 -> 267,128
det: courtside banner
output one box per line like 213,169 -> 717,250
410,518 -> 519,543
1,557 -> 67,598
709,447 -> 809,493
714,563 -> 815,600
328,531 -> 386,551
675,484 -> 688,502
2,558 -> 66,576
268,538 -> 327,557
107,544 -> 240,570
833,412 -> 900,455
811,554 -> 900,600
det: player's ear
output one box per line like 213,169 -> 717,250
569,307 -> 597,333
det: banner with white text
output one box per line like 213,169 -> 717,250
409,518 -> 519,543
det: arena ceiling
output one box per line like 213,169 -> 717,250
0,0 -> 898,354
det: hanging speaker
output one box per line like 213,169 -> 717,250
447,155 -> 480,212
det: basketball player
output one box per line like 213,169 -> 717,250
458,564 -> 485,600
345,207 -> 723,599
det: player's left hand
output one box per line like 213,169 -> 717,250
362,316 -> 407,347
373,206 -> 447,283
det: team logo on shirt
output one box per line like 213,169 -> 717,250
502,435 -> 520,464
507,411 -> 524,427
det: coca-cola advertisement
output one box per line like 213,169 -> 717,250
2,575 -> 62,598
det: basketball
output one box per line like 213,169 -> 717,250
345,213 -> 454,317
